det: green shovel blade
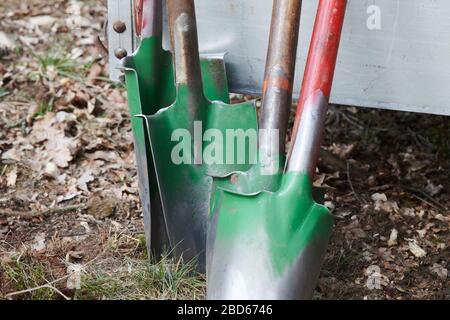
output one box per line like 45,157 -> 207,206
141,85 -> 257,272
124,36 -> 258,272
124,36 -> 256,270
207,172 -> 334,299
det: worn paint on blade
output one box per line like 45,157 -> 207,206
207,0 -> 347,300
123,36 -> 175,257
212,172 -> 333,275
141,81 -> 257,270
208,172 -> 333,299
207,230 -> 331,299
123,36 -> 254,269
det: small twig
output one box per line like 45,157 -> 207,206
0,165 -> 7,177
5,254 -> 103,300
6,118 -> 26,129
410,194 -> 444,213
320,148 -> 366,179
5,274 -> 72,300
347,161 -> 365,205
47,285 -> 71,300
60,232 -> 88,238
400,184 -> 448,212
0,204 -> 86,219
94,35 -> 109,59
335,108 -> 364,129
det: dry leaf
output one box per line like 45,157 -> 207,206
44,162 -> 60,178
31,232 -> 46,252
403,208 -> 416,217
376,201 -> 399,213
30,113 -> 80,168
371,193 -> 387,202
387,229 -> 398,247
0,31 -> 17,54
48,135 -> 79,168
425,180 -> 443,196
19,35 -> 40,46
55,111 -> 76,123
66,250 -> 84,262
88,63 -> 103,80
28,15 -> 57,28
2,148 -> 21,161
87,193 -> 117,219
371,193 -> 400,212
6,168 -> 17,187
313,173 -> 326,187
434,214 -> 449,223
324,201 -> 335,211
91,151 -> 118,162
77,170 -> 94,192
429,263 -> 448,280
329,143 -> 357,158
66,264 -> 83,290
26,102 -> 40,124
416,229 -> 427,238
408,241 -> 426,258
56,192 -> 79,203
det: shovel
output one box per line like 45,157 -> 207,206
207,0 -> 347,299
122,0 -> 253,265
211,0 -> 301,197
136,0 -> 257,272
122,0 -> 168,264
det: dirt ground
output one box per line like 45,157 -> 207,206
0,0 -> 449,300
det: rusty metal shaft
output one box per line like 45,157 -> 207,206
259,0 -> 302,173
167,0 -> 204,101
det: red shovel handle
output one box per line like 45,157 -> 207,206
134,0 -> 144,36
134,0 -> 162,38
297,0 -> 347,107
287,0 -> 347,177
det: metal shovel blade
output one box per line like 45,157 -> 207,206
207,0 -> 347,299
123,35 -> 240,262
140,96 -> 257,272
208,173 -> 333,299
133,0 -> 257,272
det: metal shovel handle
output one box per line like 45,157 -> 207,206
167,0 -> 204,101
287,0 -> 347,177
259,0 -> 302,172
